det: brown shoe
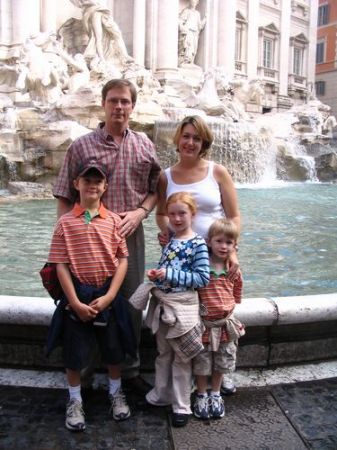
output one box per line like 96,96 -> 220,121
122,376 -> 152,395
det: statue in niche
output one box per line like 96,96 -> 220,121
178,0 -> 206,66
69,0 -> 133,70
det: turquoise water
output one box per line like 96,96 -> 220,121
1,183 -> 337,298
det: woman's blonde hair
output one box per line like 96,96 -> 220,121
166,192 -> 197,215
208,218 -> 239,241
173,115 -> 214,158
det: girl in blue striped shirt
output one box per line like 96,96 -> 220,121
146,192 -> 209,427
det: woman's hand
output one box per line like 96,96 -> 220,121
157,230 -> 169,247
227,251 -> 240,281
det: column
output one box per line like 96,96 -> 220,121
217,0 -> 236,77
278,0 -> 291,97
107,0 -> 114,13
133,0 -> 146,65
0,0 -> 12,44
145,0 -> 158,70
155,0 -> 179,78
196,0 -> 211,69
40,0 -> 56,33
11,0 -> 40,43
306,0 -> 319,86
246,0 -> 259,79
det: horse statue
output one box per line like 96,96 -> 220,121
184,67 -> 231,115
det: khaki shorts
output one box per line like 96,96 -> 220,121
193,340 -> 238,376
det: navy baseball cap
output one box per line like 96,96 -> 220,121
77,160 -> 107,179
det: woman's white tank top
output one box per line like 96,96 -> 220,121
165,161 -> 224,239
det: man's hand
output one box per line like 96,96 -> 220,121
119,209 -> 146,237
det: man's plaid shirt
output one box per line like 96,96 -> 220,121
53,123 -> 161,213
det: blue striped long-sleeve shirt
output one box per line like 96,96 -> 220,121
155,234 -> 210,292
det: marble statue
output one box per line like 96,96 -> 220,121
57,51 -> 90,93
69,0 -> 133,70
1,106 -> 17,130
230,78 -> 264,107
178,0 -> 206,66
15,34 -> 67,104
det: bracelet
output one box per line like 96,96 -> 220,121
139,205 -> 150,218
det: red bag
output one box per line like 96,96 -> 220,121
39,263 -> 63,301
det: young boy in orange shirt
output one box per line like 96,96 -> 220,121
193,219 -> 244,420
47,160 -> 132,431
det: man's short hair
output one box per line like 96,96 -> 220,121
101,79 -> 137,104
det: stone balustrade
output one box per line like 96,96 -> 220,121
1,293 -> 337,326
0,293 -> 337,370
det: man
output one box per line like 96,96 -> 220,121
53,78 -> 161,394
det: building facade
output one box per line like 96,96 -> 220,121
316,0 -> 337,117
0,0 -> 318,113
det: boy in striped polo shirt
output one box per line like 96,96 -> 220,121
193,219 -> 244,421
48,160 -> 132,431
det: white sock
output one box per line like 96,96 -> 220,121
211,391 -> 220,397
109,377 -> 121,396
197,392 -> 208,397
68,385 -> 82,403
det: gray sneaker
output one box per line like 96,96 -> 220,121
109,388 -> 131,421
65,399 -> 85,431
221,378 -> 237,395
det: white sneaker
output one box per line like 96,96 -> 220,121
65,399 -> 85,431
109,388 -> 131,421
221,377 -> 237,395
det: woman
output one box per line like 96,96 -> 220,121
156,115 -> 240,245
156,115 -> 241,396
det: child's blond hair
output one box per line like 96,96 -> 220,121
208,218 -> 239,242
166,192 -> 197,215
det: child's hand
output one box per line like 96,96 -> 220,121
147,268 -> 166,281
147,269 -> 158,281
72,302 -> 98,322
90,296 -> 111,312
155,268 -> 166,280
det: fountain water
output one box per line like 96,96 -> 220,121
153,116 -> 278,183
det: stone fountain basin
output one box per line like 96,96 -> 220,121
0,293 -> 336,370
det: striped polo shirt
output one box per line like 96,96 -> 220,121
48,203 -> 128,287
198,270 -> 243,343
52,123 -> 161,213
